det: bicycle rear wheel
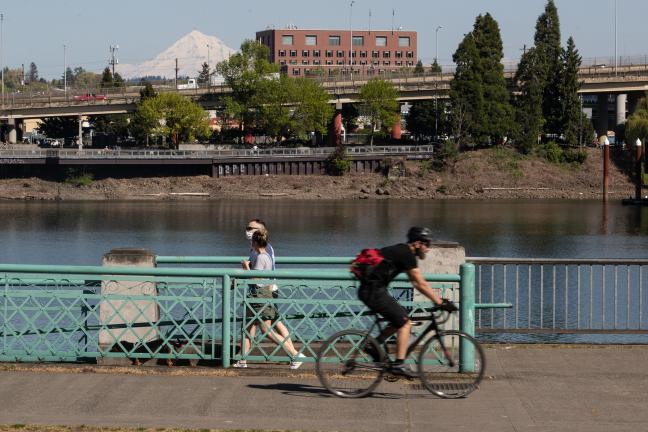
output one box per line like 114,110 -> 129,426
316,330 -> 385,398
417,330 -> 485,398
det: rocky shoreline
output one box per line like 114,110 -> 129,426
0,148 -> 637,201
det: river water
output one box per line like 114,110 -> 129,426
1,199 -> 647,264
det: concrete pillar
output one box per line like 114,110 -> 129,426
616,94 -> 627,128
330,101 -> 343,146
6,119 -> 16,144
78,115 -> 83,149
416,242 -> 465,331
391,121 -> 402,140
99,248 -> 159,351
596,93 -> 609,138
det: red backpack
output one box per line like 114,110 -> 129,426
350,248 -> 384,280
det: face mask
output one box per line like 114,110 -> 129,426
415,246 -> 426,260
245,230 -> 255,241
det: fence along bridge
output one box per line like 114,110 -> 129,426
0,256 -> 646,366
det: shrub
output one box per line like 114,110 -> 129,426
325,146 -> 351,176
563,148 -> 588,164
543,141 -> 564,164
64,169 -> 94,187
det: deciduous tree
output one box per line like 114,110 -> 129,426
357,78 -> 400,146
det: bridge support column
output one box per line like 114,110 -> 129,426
616,94 -> 627,129
7,119 -> 17,144
330,101 -> 343,146
391,121 -> 402,140
596,93 -> 609,138
78,115 -> 84,149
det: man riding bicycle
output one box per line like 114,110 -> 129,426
357,226 -> 458,378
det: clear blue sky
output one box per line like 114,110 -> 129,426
2,0 -> 647,78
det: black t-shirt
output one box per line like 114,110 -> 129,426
372,243 -> 417,284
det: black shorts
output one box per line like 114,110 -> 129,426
358,284 -> 409,329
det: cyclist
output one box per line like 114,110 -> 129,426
357,226 -> 458,378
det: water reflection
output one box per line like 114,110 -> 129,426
0,199 -> 646,265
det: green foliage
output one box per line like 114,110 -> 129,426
414,60 -> 425,74
325,147 -> 351,176
418,159 -> 434,176
358,78 -> 400,146
38,117 -> 78,138
342,104 -> 360,134
560,37 -> 583,147
407,100 -> 448,140
538,141 -> 587,165
139,81 -> 157,101
535,0 -> 563,135
543,141 -> 564,163
28,62 -> 38,83
514,47 -> 545,153
133,92 -> 211,148
64,169 -> 94,187
450,33 -> 483,147
197,62 -> 210,85
490,145 -> 524,177
626,95 -> 648,145
430,59 -> 442,73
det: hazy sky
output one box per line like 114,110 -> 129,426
1,0 -> 646,78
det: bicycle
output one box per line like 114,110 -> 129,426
315,302 -> 485,398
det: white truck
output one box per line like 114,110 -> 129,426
177,78 -> 199,90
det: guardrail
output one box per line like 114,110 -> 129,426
158,256 -> 648,343
0,262 -> 480,366
0,145 -> 434,160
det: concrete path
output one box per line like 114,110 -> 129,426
0,346 -> 646,432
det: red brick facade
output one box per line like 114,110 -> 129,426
256,29 -> 418,77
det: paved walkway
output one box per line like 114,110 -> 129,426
0,346 -> 646,432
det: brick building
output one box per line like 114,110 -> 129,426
255,28 -> 417,77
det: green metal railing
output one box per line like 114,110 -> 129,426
1,262 -> 500,367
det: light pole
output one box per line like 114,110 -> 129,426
349,0 -> 355,80
614,0 -> 618,76
1,13 -> 4,108
435,25 -> 443,65
63,44 -> 67,100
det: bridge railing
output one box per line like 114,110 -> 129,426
0,145 -> 434,160
158,256 -> 648,343
0,263 -> 478,366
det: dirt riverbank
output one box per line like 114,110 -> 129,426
0,147 -> 638,201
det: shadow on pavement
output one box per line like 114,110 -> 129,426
247,382 -> 433,400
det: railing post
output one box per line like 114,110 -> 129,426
221,274 -> 231,368
459,263 -> 475,372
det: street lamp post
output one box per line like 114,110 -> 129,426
63,44 -> 67,100
1,13 -> 4,108
349,0 -> 355,81
206,43 -> 211,87
434,26 -> 443,138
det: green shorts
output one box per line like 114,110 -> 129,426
247,285 -> 277,321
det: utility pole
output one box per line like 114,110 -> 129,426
175,58 -> 179,89
614,0 -> 618,76
109,45 -> 119,77
1,13 -> 4,108
63,44 -> 67,100
349,1 -> 355,81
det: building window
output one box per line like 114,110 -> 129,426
376,36 -> 387,47
337,60 -> 344,65
399,36 -> 410,47
352,36 -> 364,46
406,60 -> 414,66
360,60 -> 367,65
360,51 -> 367,58
373,60 -> 379,66
280,60 -> 286,65
282,35 -> 294,45
313,50 -> 321,57
326,60 -> 333,65
395,51 -> 403,58
383,51 -> 391,58
329,35 -> 341,46
278,50 -> 286,57
302,60 -> 309,65
395,61 -> 402,66
289,59 -> 298,65
302,50 -> 309,57
349,50 -> 356,58
336,50 -> 345,58
305,35 -> 317,46
325,50 -> 333,58
292,68 -> 301,76
372,50 -> 379,58
313,59 -> 321,65
383,60 -> 391,66
289,50 -> 297,57
406,51 -> 414,58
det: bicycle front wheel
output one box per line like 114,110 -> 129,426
316,330 -> 385,398
417,330 -> 485,398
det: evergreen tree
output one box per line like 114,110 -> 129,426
28,62 -> 38,83
450,33 -> 483,147
560,37 -> 583,147
101,67 -> 113,88
430,59 -> 442,73
535,0 -> 563,135
414,60 -> 425,74
472,13 -> 514,144
514,48 -> 545,153
407,100 -> 448,140
63,67 -> 75,86
113,72 -> 124,87
139,81 -> 157,101
198,62 -> 211,85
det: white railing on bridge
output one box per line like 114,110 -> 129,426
0,145 -> 434,160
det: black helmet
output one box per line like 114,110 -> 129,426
407,226 -> 433,246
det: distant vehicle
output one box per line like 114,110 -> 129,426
74,93 -> 107,102
177,78 -> 199,90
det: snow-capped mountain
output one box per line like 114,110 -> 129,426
118,30 -> 236,79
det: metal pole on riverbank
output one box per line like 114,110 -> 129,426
636,138 -> 643,200
602,136 -> 610,202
